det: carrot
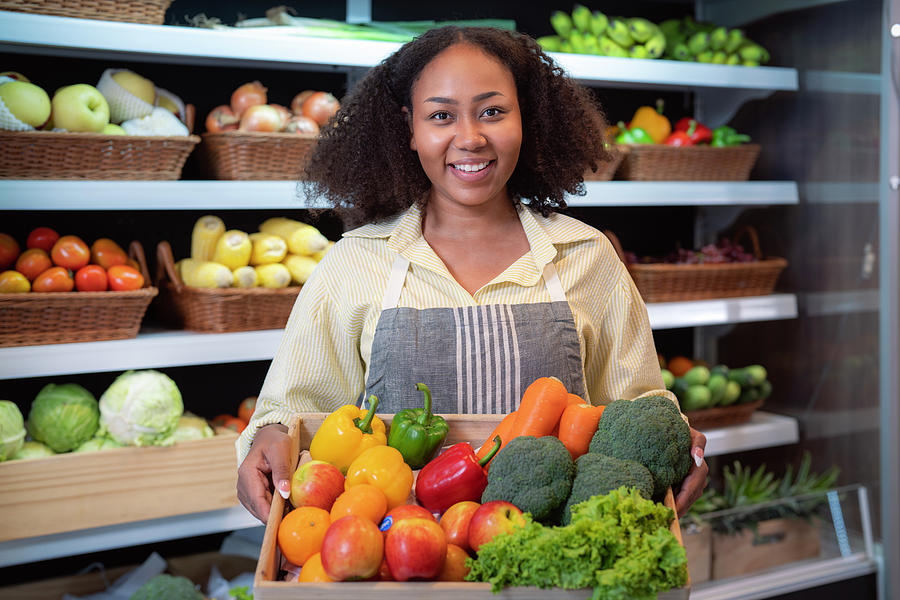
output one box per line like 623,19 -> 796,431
507,377 -> 569,443
557,401 -> 605,460
475,411 -> 516,462
551,395 -> 583,436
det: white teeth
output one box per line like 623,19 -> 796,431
453,161 -> 490,172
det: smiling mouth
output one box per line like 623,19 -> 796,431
451,160 -> 494,173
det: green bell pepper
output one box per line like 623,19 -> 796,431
710,125 -> 751,147
614,121 -> 655,145
387,383 -> 449,469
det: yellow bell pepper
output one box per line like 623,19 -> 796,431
629,99 -> 672,144
344,445 -> 414,510
308,396 -> 387,474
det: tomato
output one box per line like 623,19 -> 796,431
223,417 -> 247,433
238,396 -> 257,423
75,264 -> 108,292
0,270 -> 30,293
0,233 -> 20,270
32,266 -> 74,292
50,235 -> 90,270
90,238 -> 128,270
211,414 -> 234,427
15,248 -> 52,281
107,264 -> 144,291
26,227 -> 60,253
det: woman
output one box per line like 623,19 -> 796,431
237,26 -> 708,522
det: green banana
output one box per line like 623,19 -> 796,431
606,17 -> 634,48
629,44 -> 650,59
712,50 -> 728,64
669,42 -> 691,61
709,26 -> 729,51
583,34 -> 601,55
724,28 -> 746,54
742,59 -> 760,67
696,50 -> 715,63
590,10 -> 609,36
726,53 -> 741,65
571,4 -> 592,33
738,42 -> 769,63
627,17 -> 656,43
687,31 -> 710,54
569,30 -> 588,54
536,35 -> 562,52
550,10 -> 574,38
644,30 -> 666,58
599,35 -> 629,58
658,18 -> 682,38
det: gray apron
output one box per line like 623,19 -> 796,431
362,253 -> 587,413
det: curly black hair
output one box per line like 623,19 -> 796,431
301,26 -> 611,227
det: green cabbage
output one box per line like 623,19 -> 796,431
74,436 -> 124,453
99,370 -> 183,446
13,440 -> 56,460
171,413 -> 215,443
0,400 -> 26,461
27,383 -> 100,452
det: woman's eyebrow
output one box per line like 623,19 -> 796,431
423,91 -> 504,104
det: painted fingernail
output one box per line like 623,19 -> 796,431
693,447 -> 704,467
277,480 -> 291,499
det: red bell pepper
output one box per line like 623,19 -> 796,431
674,117 -> 713,144
414,436 -> 502,514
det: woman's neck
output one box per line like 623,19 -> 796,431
421,193 -> 521,242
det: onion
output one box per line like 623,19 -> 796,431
231,81 -> 267,117
290,90 -> 316,115
239,104 -> 283,132
302,91 -> 340,126
284,115 -> 320,135
270,103 -> 292,130
205,104 -> 239,133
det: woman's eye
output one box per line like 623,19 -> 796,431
430,111 -> 452,121
482,107 -> 505,118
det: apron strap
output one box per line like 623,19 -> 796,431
541,261 -> 566,303
382,253 -> 411,311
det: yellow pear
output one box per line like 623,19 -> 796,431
111,70 -> 155,104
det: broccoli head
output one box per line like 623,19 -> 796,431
481,435 -> 574,523
588,395 -> 692,498
129,574 -> 204,600
562,452 -> 654,524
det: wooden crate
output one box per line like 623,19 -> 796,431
0,429 -> 240,542
253,413 -> 689,599
681,521 -> 712,584
711,518 -> 822,579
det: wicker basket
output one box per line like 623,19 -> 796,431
606,227 -> 787,303
685,399 -> 765,430
199,132 -> 317,180
0,130 -> 200,180
617,143 -> 761,181
0,241 -> 157,347
0,0 -> 173,24
583,145 -> 630,181
155,241 -> 301,333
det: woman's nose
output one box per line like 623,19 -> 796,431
454,117 -> 486,151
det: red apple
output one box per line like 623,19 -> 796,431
380,503 -> 436,535
439,500 -> 480,553
290,459 -> 345,511
385,517 -> 447,581
467,500 -> 526,552
320,515 -> 383,581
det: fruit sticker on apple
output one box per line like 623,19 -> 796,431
467,500 -> 526,552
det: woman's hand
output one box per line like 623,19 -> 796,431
675,426 -> 708,517
237,423 -> 292,523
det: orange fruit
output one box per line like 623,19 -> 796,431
667,355 -> 694,378
437,543 -> 471,581
277,506 -> 331,567
330,483 -> 388,524
298,552 -> 334,582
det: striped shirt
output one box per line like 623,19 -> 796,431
237,202 -> 679,463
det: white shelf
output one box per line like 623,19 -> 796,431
646,294 -> 799,330
702,411 -> 799,456
690,553 -> 877,600
0,329 -> 285,379
0,180 -> 799,210
0,10 -> 798,91
0,505 -> 260,568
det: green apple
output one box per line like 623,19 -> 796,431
51,84 -> 110,132
101,123 -> 126,135
111,69 -> 155,104
0,71 -> 30,82
0,80 -> 51,128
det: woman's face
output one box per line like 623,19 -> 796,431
407,42 -> 522,212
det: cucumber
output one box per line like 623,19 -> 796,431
745,365 -> 768,386
681,384 -> 712,411
719,380 -> 742,406
671,377 -> 689,403
710,364 -> 729,378
707,373 -> 727,406
739,386 -> 760,404
683,365 -> 710,386
661,368 -> 675,390
757,379 -> 773,400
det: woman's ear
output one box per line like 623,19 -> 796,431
402,106 -> 416,151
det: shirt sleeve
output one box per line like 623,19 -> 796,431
589,263 -> 686,421
235,259 -> 366,464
